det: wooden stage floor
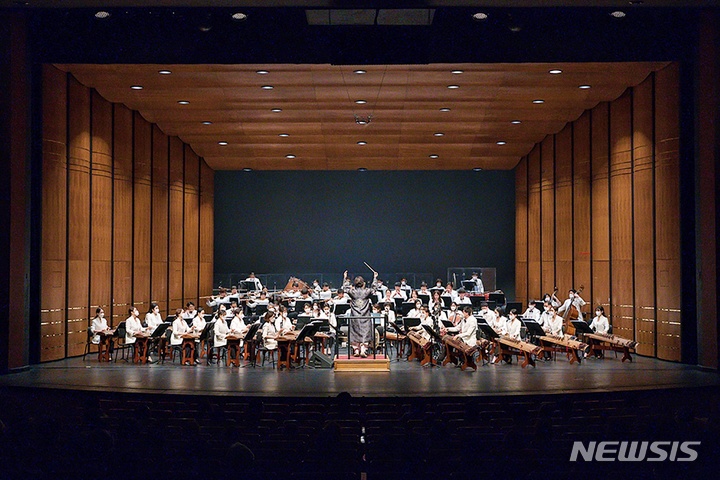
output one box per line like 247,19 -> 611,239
2,354 -> 718,398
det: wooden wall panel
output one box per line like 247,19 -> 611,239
573,111 -> 592,307
591,103 -> 611,318
183,146 -> 200,306
609,91 -> 634,340
199,160 -> 215,304
168,137 -> 185,311
151,126 -> 169,316
40,66 -> 67,362
540,137 -> 555,296
90,91 -> 113,320
632,75 -> 657,357
112,105 -> 134,326
554,124 -> 574,298
66,77 -> 91,357
654,64 -> 681,361
132,112 -> 152,315
526,145 -> 541,300
515,157 -> 528,303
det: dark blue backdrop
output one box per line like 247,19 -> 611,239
214,170 -> 515,294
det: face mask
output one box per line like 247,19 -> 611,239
99,312 -> 104,318
451,306 -> 456,311
596,311 -> 601,316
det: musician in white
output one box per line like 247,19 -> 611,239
557,289 -> 587,321
390,283 -> 407,301
410,305 -> 434,341
375,279 -> 388,302
261,312 -> 279,351
213,312 -> 230,350
538,301 -> 554,329
283,282 -> 302,299
145,303 -> 163,332
441,306 -> 477,347
182,302 -> 199,323
332,290 -> 349,304
543,307 -> 564,336
206,287 -> 231,309
191,307 -> 207,334
589,305 -> 610,334
229,308 -> 249,338
311,303 -> 328,320
505,309 -> 522,340
245,272 -> 263,291
470,272 -> 484,294
170,308 -> 190,347
430,278 -> 444,292
442,283 -> 460,303
275,306 -> 293,334
456,289 -> 472,306
428,290 -> 444,312
446,303 -> 463,327
477,302 -> 497,326
399,278 -> 413,298
543,291 -> 561,309
125,307 -> 143,346
90,307 -> 111,345
522,301 -> 541,321
318,283 -> 333,301
382,302 -> 397,325
489,307 -> 507,335
417,282 -> 431,299
382,289 -> 394,306
406,300 -> 423,319
255,291 -> 270,306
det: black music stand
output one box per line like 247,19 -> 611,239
243,322 -> 261,367
333,303 -> 350,316
488,292 -> 506,306
293,322 -> 321,368
441,320 -> 454,328
295,315 -> 312,330
441,296 -> 452,308
418,293 -> 430,305
150,323 -> 170,338
401,302 -> 415,315
403,317 -> 421,330
506,302 -> 523,315
571,320 -> 593,335
477,322 -> 500,341
393,297 -> 404,312
462,280 -> 476,292
522,319 -> 545,340
295,299 -> 312,313
165,315 -> 176,324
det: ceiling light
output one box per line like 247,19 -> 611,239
357,141 -> 367,146
472,12 -> 488,21
440,108 -> 451,112
218,141 -> 228,146
532,99 -> 545,104
357,168 -> 368,172
94,11 -> 111,19
447,85 -> 460,89
242,168 -> 252,172
202,121 -> 212,125
451,70 -> 464,75
511,120 -> 522,124
231,12 -> 248,21
433,132 -> 445,137
256,70 -> 269,75
285,154 -> 296,159
497,141 -> 507,145
549,69 -> 563,74
355,99 -> 367,104
177,100 -> 190,105
271,108 -> 282,113
610,11 -> 626,18
429,154 -> 439,159
473,167 -> 483,172
355,115 -> 372,125
158,70 -> 172,75
353,70 -> 367,74
261,85 -> 274,90
130,85 -> 143,90
579,84 -> 592,89
278,133 -> 289,137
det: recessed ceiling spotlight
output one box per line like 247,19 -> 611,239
242,167 -> 253,172
532,99 -> 545,104
353,69 -> 367,74
497,141 -> 507,145
357,167 -> 368,172
218,141 -> 228,146
261,85 -> 274,90
579,84 -> 592,89
610,10 -> 627,18
256,70 -> 269,75
271,108 -> 282,113
130,85 -> 143,90
447,85 -> 460,89
94,11 -> 111,19
429,154 -> 439,159
440,108 -> 451,112
433,132 -> 445,137
278,133 -> 289,137
158,70 -> 172,75
473,167 -> 483,172
451,70 -> 464,75
629,1 -> 644,4
355,99 -> 367,104
285,154 -> 296,159
202,121 -> 212,125
178,100 -> 190,105
472,12 -> 488,21
511,120 -> 522,124
231,12 -> 248,21
357,141 -> 367,146
549,69 -> 563,75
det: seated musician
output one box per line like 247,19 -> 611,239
470,272 -> 484,294
213,312 -> 230,357
505,309 -> 522,340
557,289 -> 587,321
311,302 -> 328,320
441,305 -> 478,346
318,283 -> 333,301
145,303 -> 164,332
261,312 -> 279,351
543,306 -> 564,336
390,282 -> 407,301
382,302 -> 397,325
297,288 -> 314,304
125,307 -> 144,347
284,282 -> 302,299
275,305 -> 293,334
538,301 -> 554,329
589,305 -> 610,334
206,287 -> 231,309
431,300 -> 448,323
442,282 -> 460,303
311,279 -> 322,295
332,289 -> 349,305
255,291 -> 270,306
229,308 -> 249,337
170,309 -> 191,357
399,278 -> 413,298
456,289 -> 472,306
410,305 -> 434,341
543,291 -> 561,309
191,307 -> 207,333
488,308 -> 507,335
245,272 -> 263,291
522,300 -> 541,321
428,290 -> 444,312
296,302 -> 313,323
430,278 -> 444,293
381,289 -> 394,306
182,302 -> 199,324
406,300 -> 423,319
229,285 -> 239,298
446,302 -> 463,327
476,302 -> 497,326
417,282 -> 431,299
90,307 -> 113,351
375,278 -> 388,302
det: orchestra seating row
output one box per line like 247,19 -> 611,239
0,386 -> 717,478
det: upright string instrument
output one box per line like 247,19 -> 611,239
562,284 -> 584,335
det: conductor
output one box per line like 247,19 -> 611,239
342,268 -> 379,357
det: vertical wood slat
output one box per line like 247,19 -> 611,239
526,145 -> 541,300
515,157 -> 528,303
573,111 -> 592,310
151,126 -> 169,316
655,63 -> 681,361
168,137 -> 184,311
554,124 -> 574,300
591,102 -> 611,317
133,112 -> 152,316
40,66 -> 67,362
183,146 -> 200,307
112,105 -> 134,326
90,90 -> 113,322
66,77 -> 91,357
199,160 -> 215,304
609,91 -> 634,340
540,137 -> 555,296
633,74 -> 657,357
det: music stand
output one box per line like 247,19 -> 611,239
295,299 -> 312,313
150,323 -> 170,338
462,280 -> 476,292
477,322 -> 500,340
506,302 -> 523,315
295,315 -> 312,330
488,292 -> 506,306
165,315 -> 176,324
403,317 -> 421,330
240,280 -> 257,292
294,322 -> 320,367
441,320 -> 454,328
522,319 -> 545,337
401,302 -> 415,315
333,303 -> 350,316
571,320 -> 593,334
422,324 -> 443,343
393,297 -> 404,312
418,293 -> 430,305
441,296 -> 452,308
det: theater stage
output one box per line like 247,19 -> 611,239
1,354 -> 718,398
